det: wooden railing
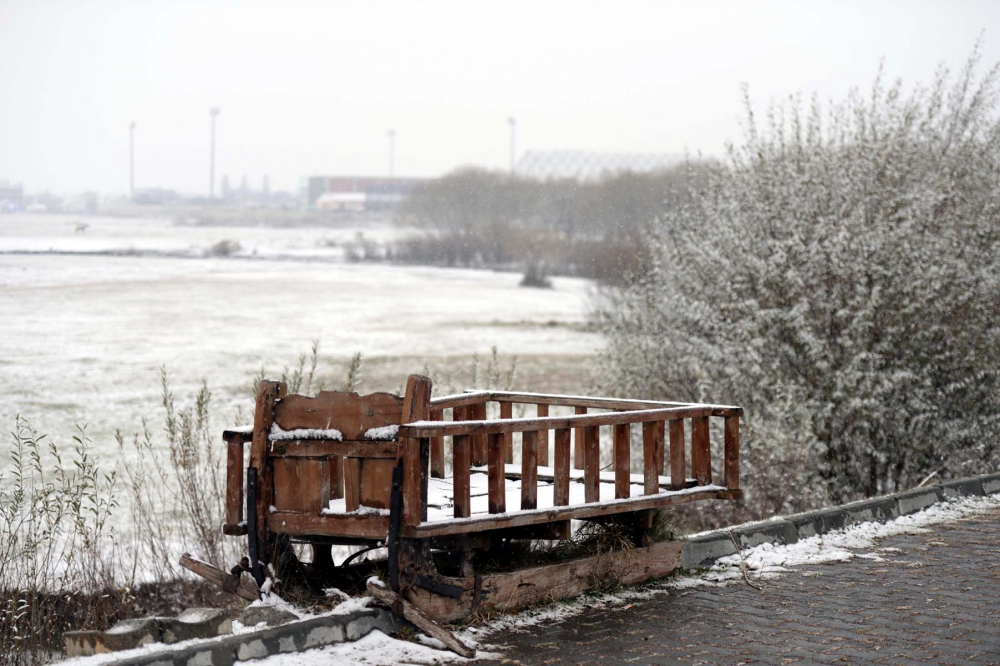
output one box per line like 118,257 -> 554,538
398,389 -> 742,538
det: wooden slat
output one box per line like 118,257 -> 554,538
401,489 -> 739,538
344,457 -> 361,512
361,458 -> 394,510
583,425 -> 600,503
573,406 -> 587,470
225,439 -> 244,528
692,415 -> 712,485
430,409 -> 445,479
536,404 -> 550,466
328,456 -> 343,499
269,511 -> 389,540
273,458 -> 328,513
500,401 -> 514,464
470,402 -> 488,467
490,391 -> 742,415
642,422 -> 659,496
428,391 -> 492,410
553,428 -> 570,506
399,404 -> 715,438
521,430 -> 538,510
487,432 -> 506,514
656,421 -> 665,475
453,434 -> 471,518
180,553 -> 258,602
273,391 -> 403,439
613,423 -> 630,499
724,415 -> 740,490
401,376 -> 433,527
669,419 -> 685,490
269,440 -> 399,458
249,380 -> 284,562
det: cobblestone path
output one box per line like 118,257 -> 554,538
478,507 -> 1000,665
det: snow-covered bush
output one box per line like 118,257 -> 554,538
596,46 -> 1000,517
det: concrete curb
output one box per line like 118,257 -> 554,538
85,608 -> 404,666
681,473 -> 997,569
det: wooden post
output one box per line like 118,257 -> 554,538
521,430 -> 538,510
249,380 -> 283,565
669,419 -> 686,490
471,402 -> 487,466
573,406 -> 587,469
554,428 -> 571,506
500,401 -> 514,464
691,415 -> 711,485
613,423 -> 630,499
536,404 -> 550,466
642,422 -> 660,496
656,421 -> 665,476
343,458 -> 361,511
724,415 -> 740,490
583,425 -> 600,503
401,375 -> 432,527
429,409 -> 445,479
488,432 -> 506,514
225,438 -> 244,528
453,434 -> 471,518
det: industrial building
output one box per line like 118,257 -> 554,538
300,176 -> 425,211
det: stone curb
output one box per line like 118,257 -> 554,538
681,473 -> 997,568
81,608 -> 405,666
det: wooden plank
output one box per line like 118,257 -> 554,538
669,419 -> 686,490
487,432 -> 506,514
430,409 -> 445,479
656,421 -> 665,475
249,380 -> 283,563
613,423 -> 630,499
273,458 -> 328,513
500,401 -> 513,464
273,391 -> 403,439
401,489 -> 738,538
428,391 -> 492,410
225,439 -> 244,528
269,439 -> 399,458
401,375 -> 433,527
366,580 -> 476,658
489,391 -> 742,415
360,458 -> 394,510
328,456 -> 343,499
692,415 -> 712,485
470,402 -> 488,466
269,511 -> 388,540
553,428 -> 571,506
573,406 -> 587,470
453,434 -> 471,518
343,457 -> 361,512
583,425 -> 600,503
642,422 -> 658,496
536,404 -> 549,466
724,415 -> 740,490
521,430 -> 538,510
399,404 -> 715,438
180,553 -> 258,602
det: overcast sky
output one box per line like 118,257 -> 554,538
1,0 -> 998,196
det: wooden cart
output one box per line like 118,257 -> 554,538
222,375 -> 742,620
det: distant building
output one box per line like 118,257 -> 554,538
301,176 -> 425,211
0,180 -> 24,211
514,150 -> 683,181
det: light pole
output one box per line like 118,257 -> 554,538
387,129 -> 396,178
507,116 -> 517,173
209,107 -> 220,199
129,122 -> 136,201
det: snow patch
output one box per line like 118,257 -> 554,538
364,425 -> 399,440
269,423 -> 343,441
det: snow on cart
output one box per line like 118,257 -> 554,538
192,375 -> 742,623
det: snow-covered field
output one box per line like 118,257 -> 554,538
1,213 -> 600,464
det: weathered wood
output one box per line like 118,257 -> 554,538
553,428 -> 571,506
222,429 -> 253,445
669,419 -> 686,490
691,415 -> 712,485
500,401 -> 514,464
401,489 -> 737,538
724,415 -> 740,490
272,458 -> 328,513
470,402 -> 488,466
536,404 -> 550,466
269,511 -> 389,540
490,391 -> 742,415
328,456 -> 343,500
273,391 -> 403,439
249,380 -> 283,564
400,404 -> 716,438
642,422 -> 659,496
521,430 -> 538,510
360,458 -> 394,510
269,439 -> 399,459
343,457 -> 361,512
428,391 -> 492,410
573,406 -> 587,470
366,580 -> 476,658
613,423 -> 630,499
401,376 -> 433,527
656,421 -> 665,476
225,439 -> 243,529
487,432 -> 506,514
180,553 -> 259,602
583,425 -> 600,503
429,410 -> 445,479
452,434 -> 471,518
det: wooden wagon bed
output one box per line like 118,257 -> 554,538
221,375 -> 742,620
